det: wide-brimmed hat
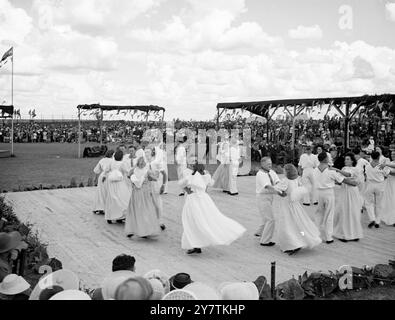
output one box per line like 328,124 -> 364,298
183,282 -> 220,300
169,273 -> 193,291
50,289 -> 91,300
218,282 -> 259,300
0,231 -> 22,253
0,274 -> 30,295
162,289 -> 197,300
144,269 -> 170,294
29,269 -> 80,300
101,270 -> 136,300
253,276 -> 272,300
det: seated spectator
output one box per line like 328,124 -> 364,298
91,254 -> 136,300
183,282 -> 220,300
0,274 -> 31,300
0,231 -> 25,282
112,254 -> 136,272
114,276 -> 153,300
29,269 -> 79,300
148,278 -> 165,300
218,282 -> 259,300
38,285 -> 64,300
101,270 -> 135,300
50,289 -> 91,300
169,272 -> 193,291
144,269 -> 170,294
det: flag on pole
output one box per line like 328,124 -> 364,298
0,47 -> 13,68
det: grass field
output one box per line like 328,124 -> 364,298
0,143 -> 224,191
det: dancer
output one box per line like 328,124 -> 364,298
354,147 -> 369,207
313,152 -> 353,244
175,136 -> 188,196
228,137 -> 241,196
212,134 -> 230,193
125,156 -> 161,239
298,145 -> 319,206
153,140 -> 168,194
104,150 -> 131,224
179,163 -> 246,254
145,146 -> 167,231
274,164 -> 321,255
93,149 -> 114,214
381,158 -> 395,226
333,153 -> 364,242
365,151 -> 391,228
255,157 -> 283,246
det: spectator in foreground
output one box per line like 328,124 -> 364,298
112,254 -> 136,272
115,276 -> 153,300
0,231 -> 25,282
0,274 -> 31,300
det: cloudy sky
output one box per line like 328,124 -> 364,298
0,0 -> 395,120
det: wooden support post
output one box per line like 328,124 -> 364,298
78,106 -> 81,158
271,261 -> 276,300
344,102 -> 350,152
99,108 -> 103,146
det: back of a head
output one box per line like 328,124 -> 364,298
114,150 -> 123,161
115,277 -> 153,300
39,286 -> 64,300
105,149 -> 115,158
371,151 -> 380,160
112,254 -> 136,272
318,151 -> 328,163
352,147 -> 361,155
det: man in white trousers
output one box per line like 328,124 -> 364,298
365,151 -> 390,228
314,152 -> 352,244
175,136 -> 188,196
154,140 -> 168,194
255,157 -> 282,246
353,147 -> 369,211
228,137 -> 240,196
298,145 -> 319,206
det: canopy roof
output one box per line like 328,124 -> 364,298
216,94 -> 395,117
77,104 -> 165,112
0,105 -> 13,118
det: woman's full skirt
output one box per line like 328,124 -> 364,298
381,176 -> 395,225
104,179 -> 131,221
212,163 -> 230,190
93,173 -> 107,211
125,182 -> 161,237
181,192 -> 246,249
275,200 -> 321,252
333,185 -> 364,240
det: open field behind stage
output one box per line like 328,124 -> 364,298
4,178 -> 395,290
0,143 -> 226,192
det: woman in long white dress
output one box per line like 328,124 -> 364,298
93,149 -> 114,214
212,137 -> 230,193
124,156 -> 161,239
274,164 -> 322,255
333,153 -> 364,242
104,150 -> 131,224
179,163 -> 246,254
381,159 -> 395,226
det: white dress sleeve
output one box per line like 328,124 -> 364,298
93,161 -> 102,174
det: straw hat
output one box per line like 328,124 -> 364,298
183,282 -> 221,300
0,274 -> 30,295
101,270 -> 136,300
0,231 -> 22,253
148,278 -> 165,300
218,282 -> 259,300
162,289 -> 197,300
29,269 -> 80,300
144,269 -> 170,294
50,289 -> 91,300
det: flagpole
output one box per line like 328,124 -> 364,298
11,51 -> 14,156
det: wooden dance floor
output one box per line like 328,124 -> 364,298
4,177 -> 395,289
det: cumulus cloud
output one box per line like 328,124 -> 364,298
288,25 -> 323,40
0,0 -> 33,45
386,2 -> 395,21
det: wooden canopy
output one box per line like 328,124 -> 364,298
0,105 -> 14,118
77,104 -> 165,112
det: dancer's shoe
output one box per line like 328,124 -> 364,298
107,220 -> 113,224
326,240 -> 334,244
160,224 -> 166,231
260,242 -> 275,247
368,221 -> 375,228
